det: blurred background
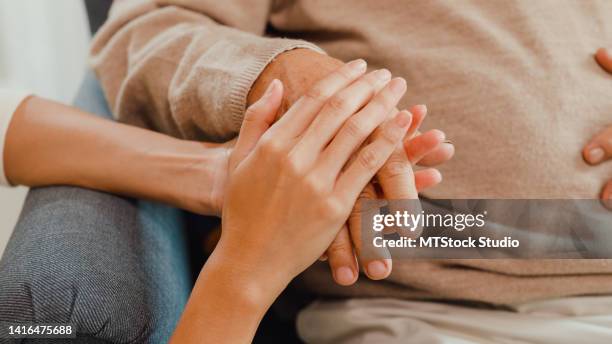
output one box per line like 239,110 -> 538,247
0,0 -> 90,255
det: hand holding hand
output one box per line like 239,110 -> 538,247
218,60 -> 414,302
250,49 -> 454,285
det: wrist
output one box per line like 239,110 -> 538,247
158,139 -> 229,216
202,248 -> 282,313
172,245 -> 277,343
248,48 -> 343,116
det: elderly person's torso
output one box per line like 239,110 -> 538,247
274,0 -> 612,304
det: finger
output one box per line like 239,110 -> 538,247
229,79 -> 283,170
418,143 -> 455,167
583,125 -> 612,165
375,144 -> 423,241
376,145 -> 418,200
318,78 -> 408,177
405,129 -> 445,163
602,180 -> 612,210
348,184 -> 392,280
406,104 -> 427,138
326,225 -> 359,286
271,59 -> 367,140
364,103 -> 425,214
335,110 -> 412,204
375,112 -> 421,234
595,48 -> 612,74
415,168 -> 443,192
405,129 -> 455,166
294,69 -> 392,165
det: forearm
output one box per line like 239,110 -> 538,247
4,96 -> 225,215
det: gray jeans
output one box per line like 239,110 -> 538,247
0,72 -> 192,343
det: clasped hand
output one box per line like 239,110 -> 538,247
213,59 -> 451,293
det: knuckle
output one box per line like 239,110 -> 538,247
319,197 -> 347,220
358,147 -> 381,171
381,123 -> 404,143
304,86 -> 327,103
366,99 -> 389,120
374,90 -> 395,111
336,66 -> 354,81
345,117 -> 369,139
378,155 -> 411,179
328,238 -> 351,257
359,184 -> 378,200
360,77 -> 378,95
327,94 -> 350,112
259,136 -> 284,157
280,155 -> 303,176
304,175 -> 327,195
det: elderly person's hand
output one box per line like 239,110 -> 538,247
248,49 -> 454,285
585,48 -> 612,209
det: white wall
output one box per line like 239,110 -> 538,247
0,0 -> 90,255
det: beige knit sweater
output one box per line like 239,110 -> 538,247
91,0 -> 612,305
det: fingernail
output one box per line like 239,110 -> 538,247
395,110 -> 412,128
588,147 -> 605,164
375,69 -> 391,81
366,260 -> 388,278
334,267 -> 355,285
348,59 -> 367,72
263,79 -> 279,98
390,77 -> 407,95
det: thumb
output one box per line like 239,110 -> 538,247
229,79 -> 283,170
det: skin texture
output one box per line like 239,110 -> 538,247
4,96 -> 230,215
589,48 -> 612,209
248,49 -> 455,285
171,61 -> 418,344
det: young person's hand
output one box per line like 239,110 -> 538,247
248,49 -> 454,285
221,59 -> 414,301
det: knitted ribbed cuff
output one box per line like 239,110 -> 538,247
227,39 -> 325,130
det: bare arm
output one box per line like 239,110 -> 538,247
4,96 -> 228,215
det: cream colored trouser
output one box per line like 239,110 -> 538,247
297,296 -> 612,344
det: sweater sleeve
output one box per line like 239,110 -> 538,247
90,0 -> 324,142
0,90 -> 30,187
